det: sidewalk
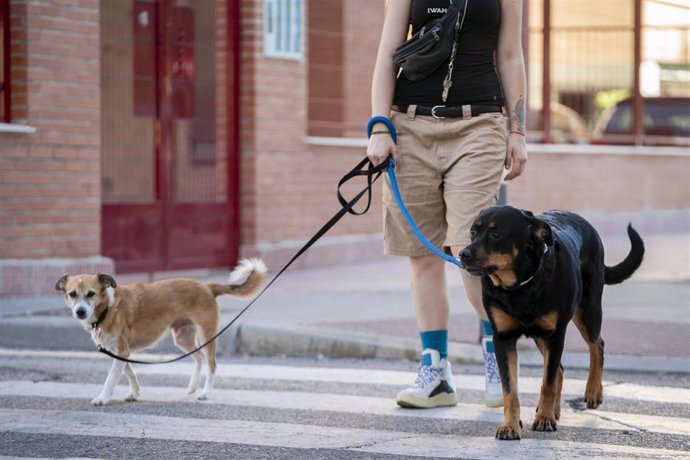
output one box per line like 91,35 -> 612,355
1,230 -> 688,373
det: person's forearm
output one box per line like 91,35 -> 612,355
371,59 -> 397,119
498,56 -> 527,133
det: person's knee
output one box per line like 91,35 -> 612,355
410,254 -> 445,278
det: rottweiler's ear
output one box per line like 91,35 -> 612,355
97,273 -> 117,289
528,218 -> 553,247
55,274 -> 69,292
520,209 -> 535,217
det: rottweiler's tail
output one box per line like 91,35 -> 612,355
604,224 -> 645,285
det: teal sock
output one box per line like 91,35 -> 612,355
481,320 -> 495,353
481,319 -> 493,337
420,329 -> 448,365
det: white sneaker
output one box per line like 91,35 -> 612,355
482,337 -> 504,407
396,348 -> 458,408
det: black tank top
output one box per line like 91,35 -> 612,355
394,0 -> 504,107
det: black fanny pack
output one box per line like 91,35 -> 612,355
392,0 -> 468,84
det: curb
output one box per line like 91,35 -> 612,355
234,322 -> 690,374
0,315 -> 687,374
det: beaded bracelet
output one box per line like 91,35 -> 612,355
510,130 -> 526,137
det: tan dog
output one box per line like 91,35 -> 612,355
56,258 -> 267,406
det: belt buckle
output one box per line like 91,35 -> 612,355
431,105 -> 446,120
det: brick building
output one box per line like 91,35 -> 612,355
1,0 -> 688,296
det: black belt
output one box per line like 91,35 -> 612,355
395,104 -> 502,119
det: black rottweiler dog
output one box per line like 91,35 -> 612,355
460,206 -> 644,440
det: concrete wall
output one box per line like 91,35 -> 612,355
508,145 -> 690,235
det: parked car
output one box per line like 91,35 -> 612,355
592,97 -> 690,146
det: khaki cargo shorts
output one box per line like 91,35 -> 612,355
383,108 -> 508,256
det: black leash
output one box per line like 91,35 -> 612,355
98,157 -> 389,364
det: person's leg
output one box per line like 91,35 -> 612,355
396,253 -> 458,409
439,113 -> 509,408
459,267 -> 503,407
381,112 -> 455,408
459,270 -> 487,320
411,253 -> 450,331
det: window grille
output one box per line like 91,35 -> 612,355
264,0 -> 303,60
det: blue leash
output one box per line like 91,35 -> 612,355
386,159 -> 464,268
366,116 -> 464,269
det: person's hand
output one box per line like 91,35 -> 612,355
367,131 -> 399,169
504,132 -> 527,181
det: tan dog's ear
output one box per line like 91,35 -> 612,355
55,274 -> 69,292
97,273 -> 117,289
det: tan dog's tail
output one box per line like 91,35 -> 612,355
209,258 -> 268,298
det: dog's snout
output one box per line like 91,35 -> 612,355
75,306 -> 87,319
460,248 -> 473,262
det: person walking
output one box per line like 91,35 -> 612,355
366,0 -> 527,408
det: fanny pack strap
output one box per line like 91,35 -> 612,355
442,0 -> 469,102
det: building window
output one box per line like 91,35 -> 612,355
0,0 -> 10,122
264,0 -> 303,60
528,0 -> 690,146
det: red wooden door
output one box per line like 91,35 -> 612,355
101,0 -> 240,273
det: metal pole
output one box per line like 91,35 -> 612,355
633,0 -> 643,145
542,0 -> 551,144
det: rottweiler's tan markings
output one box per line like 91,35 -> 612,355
483,246 -> 521,288
533,338 -> 561,431
489,306 -> 521,334
534,310 -> 559,332
496,346 -> 522,440
572,307 -> 604,408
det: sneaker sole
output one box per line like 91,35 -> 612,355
485,385 -> 504,408
396,392 -> 458,409
484,397 -> 504,408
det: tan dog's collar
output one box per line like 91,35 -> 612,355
91,307 -> 109,330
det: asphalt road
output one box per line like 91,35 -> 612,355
0,349 -> 688,459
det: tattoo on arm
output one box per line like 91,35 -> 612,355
512,96 -> 525,131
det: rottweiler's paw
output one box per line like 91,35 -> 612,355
537,404 -> 561,420
584,386 -> 603,409
532,415 -> 557,432
495,423 -> 522,441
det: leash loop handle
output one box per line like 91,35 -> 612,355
336,157 -> 388,215
334,115 -> 396,215
366,115 -> 398,144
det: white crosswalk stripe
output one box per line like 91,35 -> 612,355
135,362 -> 690,405
1,349 -> 687,405
0,354 -> 688,459
1,380 -> 689,437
